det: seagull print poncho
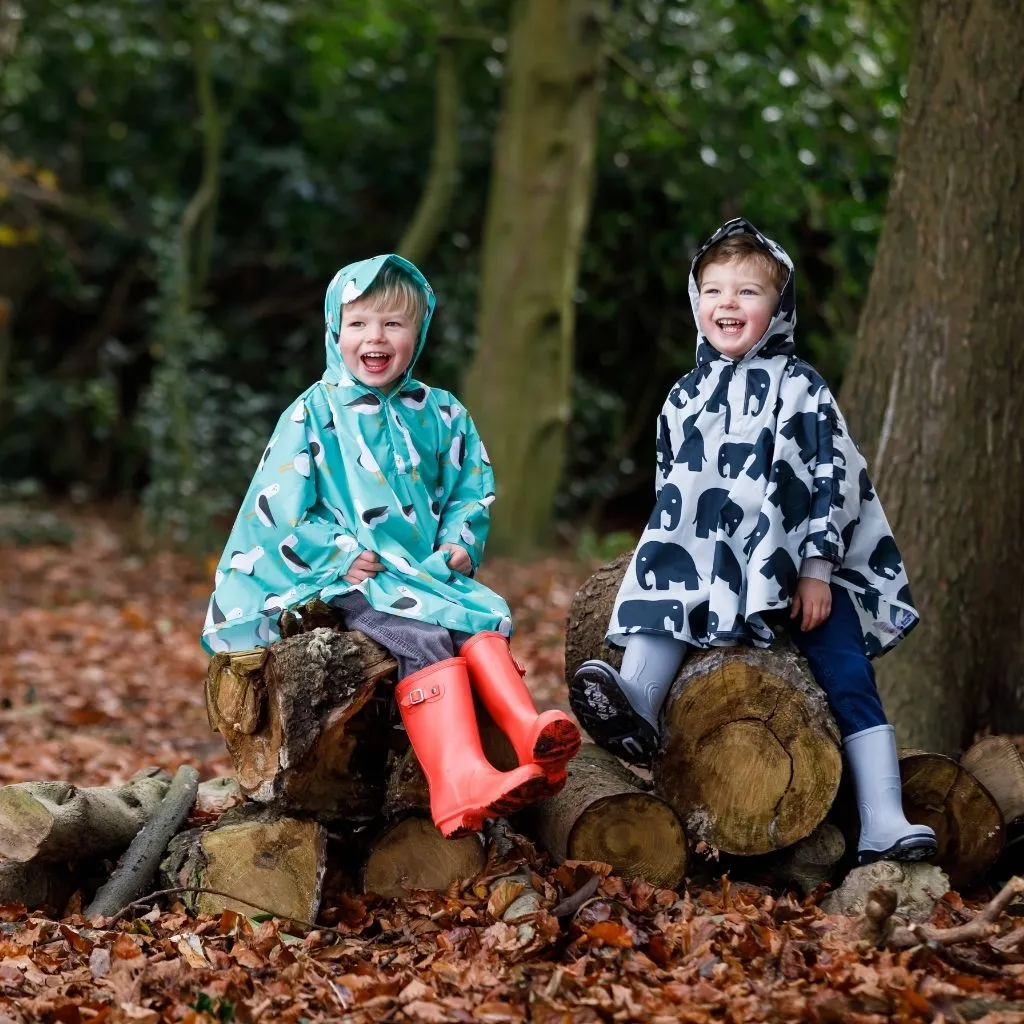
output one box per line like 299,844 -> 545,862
608,219 -> 919,658
201,255 -> 510,654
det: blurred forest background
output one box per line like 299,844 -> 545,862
0,0 -> 908,544
2,0 -> 1022,753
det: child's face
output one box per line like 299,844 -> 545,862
697,257 -> 779,359
339,299 -> 419,390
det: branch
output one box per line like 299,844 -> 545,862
889,876 -> 1024,949
105,885 -> 319,930
604,45 -> 689,135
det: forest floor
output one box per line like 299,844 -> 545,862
2,510 -> 1024,1023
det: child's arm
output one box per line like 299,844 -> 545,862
436,402 -> 494,572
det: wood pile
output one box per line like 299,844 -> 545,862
1,564 -> 1022,926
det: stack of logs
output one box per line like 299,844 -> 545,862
2,556 -> 1023,922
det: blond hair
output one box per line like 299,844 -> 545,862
697,234 -> 787,294
348,265 -> 428,324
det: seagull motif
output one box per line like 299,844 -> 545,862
257,434 -> 280,471
309,440 -> 325,466
279,534 -> 312,574
290,401 -> 306,423
460,522 -> 476,547
229,545 -> 265,575
255,483 -> 280,528
347,394 -> 382,414
399,386 -> 428,410
450,433 -> 466,471
400,503 -> 416,524
390,585 -> 422,614
356,434 -> 384,482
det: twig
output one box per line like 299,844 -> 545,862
106,885 -> 319,930
550,873 -> 601,918
604,45 -> 688,134
889,876 -> 1024,950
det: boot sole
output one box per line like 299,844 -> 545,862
569,663 -> 659,768
857,835 -> 939,866
533,719 -> 582,774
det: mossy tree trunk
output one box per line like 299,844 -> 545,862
839,0 -> 1024,753
464,0 -> 607,553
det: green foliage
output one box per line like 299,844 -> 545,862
0,0 -> 910,547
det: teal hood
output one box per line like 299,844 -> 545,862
322,254 -> 436,389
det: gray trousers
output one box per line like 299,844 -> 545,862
331,591 -> 473,680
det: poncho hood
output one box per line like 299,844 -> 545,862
322,253 -> 436,389
688,217 -> 797,365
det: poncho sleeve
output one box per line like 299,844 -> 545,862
801,385 -> 867,568
202,391 -> 363,653
436,401 -> 494,571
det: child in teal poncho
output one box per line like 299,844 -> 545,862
203,255 -> 579,836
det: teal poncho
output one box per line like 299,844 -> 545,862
201,254 -> 511,654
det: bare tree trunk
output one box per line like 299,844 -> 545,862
396,0 -> 463,265
839,0 -> 1024,752
464,0 -> 606,552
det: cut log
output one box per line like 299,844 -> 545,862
772,823 -> 847,897
205,627 -> 400,818
961,736 -> 1024,825
656,646 -> 841,856
362,817 -> 485,898
897,750 -> 1004,889
526,744 -> 688,888
0,859 -> 74,915
564,557 -> 842,857
194,776 -> 245,817
85,765 -> 200,920
0,773 -> 169,863
162,811 -> 327,923
362,747 -> 485,898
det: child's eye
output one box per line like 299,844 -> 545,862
386,320 -> 404,328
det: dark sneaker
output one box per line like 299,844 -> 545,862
856,832 -> 939,866
569,660 -> 659,767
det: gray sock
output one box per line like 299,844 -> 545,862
616,633 -> 687,728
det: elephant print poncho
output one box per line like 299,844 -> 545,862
608,219 -> 918,658
201,254 -> 511,654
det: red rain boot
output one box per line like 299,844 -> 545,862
395,657 -> 548,837
461,631 -> 581,789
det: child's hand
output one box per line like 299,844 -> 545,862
439,543 -> 473,575
791,577 -> 832,632
344,550 -> 384,584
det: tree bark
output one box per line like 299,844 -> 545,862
0,860 -> 74,916
838,0 -> 1024,752
525,744 -> 688,889
396,0 -> 463,265
85,765 -> 199,920
0,774 -> 169,863
204,628 -> 399,818
463,0 -> 607,553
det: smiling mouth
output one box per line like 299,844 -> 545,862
361,351 -> 393,374
715,318 -> 746,335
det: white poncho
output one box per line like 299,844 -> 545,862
608,218 -> 918,658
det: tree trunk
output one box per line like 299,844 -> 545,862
162,812 -> 327,924
961,736 -> 1024,827
463,0 -> 606,553
204,628 -> 399,818
396,0 -> 463,265
565,557 -> 842,856
0,774 -> 170,863
525,744 -> 688,889
0,860 -> 74,916
838,0 -> 1024,753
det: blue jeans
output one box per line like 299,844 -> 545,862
790,584 -> 888,738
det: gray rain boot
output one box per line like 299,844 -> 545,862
844,724 -> 938,865
569,634 -> 686,767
